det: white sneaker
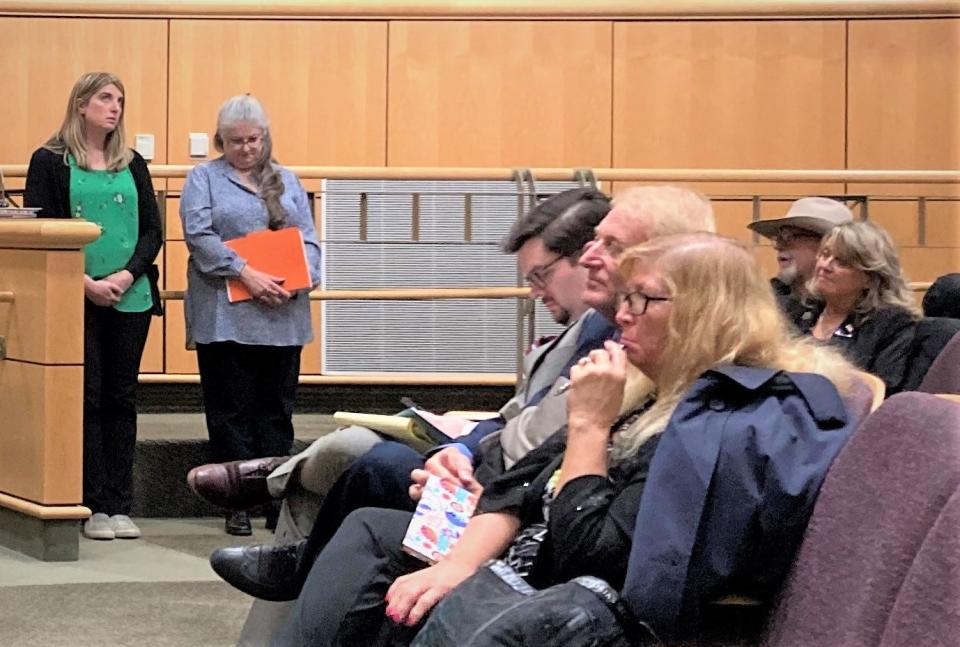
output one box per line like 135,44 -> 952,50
83,513 -> 115,540
109,514 -> 141,539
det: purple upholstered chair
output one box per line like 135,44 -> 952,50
917,330 -> 960,394
765,392 -> 960,647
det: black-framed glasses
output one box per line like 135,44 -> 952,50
617,290 -> 672,316
775,226 -> 822,247
524,256 -> 564,289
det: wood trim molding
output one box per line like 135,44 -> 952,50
0,492 -> 90,520
1,0 -> 958,19
4,165 -> 960,184
0,219 -> 101,250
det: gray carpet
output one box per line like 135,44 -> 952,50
0,581 -> 254,647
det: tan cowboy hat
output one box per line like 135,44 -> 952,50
747,197 -> 854,240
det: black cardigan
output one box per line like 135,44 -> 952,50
797,303 -> 917,393
24,146 -> 163,313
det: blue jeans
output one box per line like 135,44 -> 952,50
413,561 -> 648,647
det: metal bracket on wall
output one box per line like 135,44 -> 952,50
574,168 -> 598,190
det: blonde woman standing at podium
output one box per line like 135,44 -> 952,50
180,95 -> 322,536
24,72 -> 162,541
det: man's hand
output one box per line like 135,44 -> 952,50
409,447 -> 482,501
84,275 -> 123,307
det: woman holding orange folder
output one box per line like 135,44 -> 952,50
180,94 -> 322,536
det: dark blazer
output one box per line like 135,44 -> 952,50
24,146 -> 163,314
797,304 -> 917,394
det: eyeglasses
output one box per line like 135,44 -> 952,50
225,134 -> 263,149
524,256 -> 564,289
816,247 -> 853,269
774,227 -> 822,247
585,236 -> 625,260
616,290 -> 672,316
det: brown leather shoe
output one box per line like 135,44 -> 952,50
187,456 -> 288,510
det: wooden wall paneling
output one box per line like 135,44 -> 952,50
387,21 -> 613,167
612,20 -> 846,172
300,302 -> 322,374
848,19 -> 959,287
926,199 -> 960,248
863,200 -> 919,247
167,19 -> 387,167
164,241 -> 189,293
140,314 -> 164,373
139,246 -> 164,373
0,17 -> 168,166
165,196 -> 184,241
848,18 -> 960,197
163,300 -> 197,374
899,247 -> 960,283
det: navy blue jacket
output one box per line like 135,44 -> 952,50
621,365 -> 856,641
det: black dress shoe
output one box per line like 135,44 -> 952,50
210,539 -> 307,601
225,511 -> 252,536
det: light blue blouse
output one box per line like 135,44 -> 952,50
180,158 -> 322,346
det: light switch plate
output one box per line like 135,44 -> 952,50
134,134 -> 155,160
189,132 -> 209,158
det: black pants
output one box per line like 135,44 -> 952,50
295,441 -> 424,589
272,508 -> 426,647
196,341 -> 301,463
83,301 -> 152,515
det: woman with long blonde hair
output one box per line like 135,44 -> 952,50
268,233 -> 860,647
25,72 -> 162,541
799,220 -> 919,393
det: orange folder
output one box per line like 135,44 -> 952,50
224,227 -> 312,303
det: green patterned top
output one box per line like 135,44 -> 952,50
69,157 -> 153,313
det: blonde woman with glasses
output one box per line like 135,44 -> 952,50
25,72 -> 162,541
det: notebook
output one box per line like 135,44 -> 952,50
225,227 -> 312,303
402,475 -> 479,563
332,407 -> 478,453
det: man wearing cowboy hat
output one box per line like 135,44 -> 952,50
747,196 -> 854,325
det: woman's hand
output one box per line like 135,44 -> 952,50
385,559 -> 476,627
84,275 -> 124,307
409,448 -> 483,501
239,265 -> 291,307
102,269 -> 134,293
567,340 -> 628,435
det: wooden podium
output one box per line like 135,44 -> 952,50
0,218 -> 100,560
